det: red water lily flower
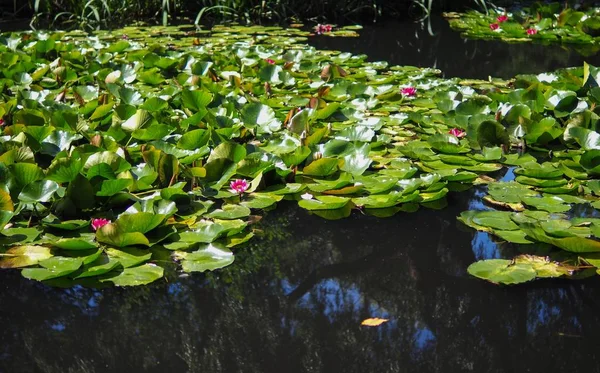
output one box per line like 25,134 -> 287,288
265,58 -> 275,65
489,23 -> 500,31
230,179 -> 249,194
497,15 -> 508,23
91,218 -> 111,231
0,118 -> 4,126
526,28 -> 538,35
401,87 -> 417,97
449,128 -> 467,138
314,24 -> 333,34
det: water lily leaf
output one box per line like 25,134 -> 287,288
177,129 -> 210,150
298,195 -> 350,210
493,230 -> 534,244
206,204 -> 251,219
96,223 -> 150,247
116,212 -> 165,234
520,195 -> 571,213
181,89 -> 212,111
241,103 -> 281,134
207,142 -> 246,164
96,179 -> 133,196
75,255 -> 121,279
427,133 -> 469,154
240,193 -> 281,209
471,210 -> 520,231
514,254 -> 575,278
178,221 -> 225,243
174,243 -> 234,273
0,211 -> 14,232
105,247 -> 152,268
312,203 -> 353,220
0,245 -> 52,268
225,231 -> 255,248
455,95 -> 491,115
579,150 -> 600,174
18,180 -> 59,203
568,127 -> 600,150
468,259 -> 536,285
476,120 -> 509,148
102,264 -> 163,286
10,163 -> 44,189
46,156 -> 83,183
22,256 -> 83,281
340,144 -> 372,176
520,223 -> 600,253
303,158 -> 339,176
51,234 -> 98,250
122,109 -> 153,132
514,162 -> 563,179
487,181 -> 537,203
0,190 -> 14,212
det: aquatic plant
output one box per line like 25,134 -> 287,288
230,180 -> 249,195
1,24 -> 600,287
445,2 -> 600,56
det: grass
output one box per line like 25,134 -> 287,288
21,1 -> 592,30
22,0 -> 512,30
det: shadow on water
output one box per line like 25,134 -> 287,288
2,188 -> 600,372
308,16 -> 600,80
2,18 -> 600,373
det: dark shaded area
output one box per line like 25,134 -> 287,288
308,16 -> 600,79
1,189 -> 600,373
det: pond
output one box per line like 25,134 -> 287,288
2,18 -> 600,373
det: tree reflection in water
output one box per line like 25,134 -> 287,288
308,16 -> 600,80
1,187 -> 600,373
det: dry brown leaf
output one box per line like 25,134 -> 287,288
360,318 -> 389,327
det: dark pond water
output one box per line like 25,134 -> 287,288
3,18 -> 600,373
310,16 -> 600,79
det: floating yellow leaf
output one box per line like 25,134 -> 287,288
361,318 -> 389,327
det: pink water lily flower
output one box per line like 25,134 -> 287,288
0,118 -> 4,126
497,15 -> 508,23
230,179 -> 249,195
265,58 -> 275,64
91,218 -> 111,231
489,23 -> 500,31
526,28 -> 538,35
449,128 -> 467,138
314,24 -> 333,34
401,87 -> 417,97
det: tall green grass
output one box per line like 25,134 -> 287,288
26,0 -> 501,30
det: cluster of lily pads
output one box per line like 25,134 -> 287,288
445,2 -> 600,56
1,23 -> 600,287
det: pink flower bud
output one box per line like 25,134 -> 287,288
91,218 -> 111,231
449,128 -> 467,138
401,87 -> 417,97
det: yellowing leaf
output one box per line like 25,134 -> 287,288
360,318 -> 389,327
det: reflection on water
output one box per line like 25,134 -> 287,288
2,189 -> 600,372
308,16 -> 600,79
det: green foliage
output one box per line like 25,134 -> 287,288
445,2 -> 600,56
3,24 -> 600,288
